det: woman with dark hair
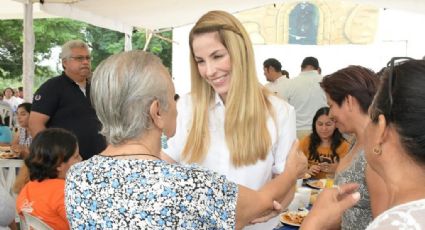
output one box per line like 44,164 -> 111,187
302,59 -> 425,229
319,65 -> 388,230
300,107 -> 350,179
16,128 -> 82,230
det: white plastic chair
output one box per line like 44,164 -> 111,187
21,212 -> 53,230
0,102 -> 13,128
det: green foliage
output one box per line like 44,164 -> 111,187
0,18 -> 173,90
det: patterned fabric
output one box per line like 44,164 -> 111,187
18,127 -> 31,147
65,155 -> 238,229
335,150 -> 373,230
366,199 -> 425,229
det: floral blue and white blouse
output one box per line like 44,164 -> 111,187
65,155 -> 238,229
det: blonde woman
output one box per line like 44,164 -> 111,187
164,11 -> 297,229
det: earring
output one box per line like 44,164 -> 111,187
372,145 -> 382,155
161,131 -> 168,149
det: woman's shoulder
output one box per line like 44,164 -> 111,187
173,163 -> 236,186
367,199 -> 425,229
267,94 -> 292,110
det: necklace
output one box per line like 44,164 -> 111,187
101,153 -> 162,161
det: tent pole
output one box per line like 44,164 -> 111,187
143,29 -> 153,51
22,0 -> 35,102
124,31 -> 132,51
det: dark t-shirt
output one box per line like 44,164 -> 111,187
32,72 -> 106,159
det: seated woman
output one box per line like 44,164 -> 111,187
16,128 -> 82,230
302,59 -> 425,229
300,107 -> 350,179
11,103 -> 32,157
65,50 -> 307,229
12,103 -> 33,193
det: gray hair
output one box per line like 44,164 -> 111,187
60,40 -> 90,60
90,51 -> 169,145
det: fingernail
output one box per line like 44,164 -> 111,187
352,192 -> 360,201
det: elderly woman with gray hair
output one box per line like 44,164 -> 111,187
64,50 -> 306,229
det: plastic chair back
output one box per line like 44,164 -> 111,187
21,212 -> 53,230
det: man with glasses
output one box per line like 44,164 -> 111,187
29,40 -> 106,160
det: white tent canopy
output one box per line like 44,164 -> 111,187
2,0 -> 425,32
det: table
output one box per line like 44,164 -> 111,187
0,158 -> 24,196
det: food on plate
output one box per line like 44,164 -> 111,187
307,180 -> 325,189
0,145 -> 11,151
0,152 -> 16,159
280,209 -> 309,225
303,173 -> 311,179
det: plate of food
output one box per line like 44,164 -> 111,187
306,179 -> 325,189
0,151 -> 18,159
0,145 -> 11,151
280,209 -> 309,226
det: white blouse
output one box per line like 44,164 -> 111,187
165,93 -> 296,230
366,199 -> 425,229
165,93 -> 296,189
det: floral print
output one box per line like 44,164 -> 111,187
65,155 -> 238,229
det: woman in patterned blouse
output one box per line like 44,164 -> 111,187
65,50 -> 307,229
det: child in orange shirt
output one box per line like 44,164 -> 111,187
16,128 -> 82,229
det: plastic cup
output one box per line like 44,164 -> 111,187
297,187 -> 312,208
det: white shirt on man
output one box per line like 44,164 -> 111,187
265,76 -> 289,100
280,70 -> 327,131
165,93 -> 296,230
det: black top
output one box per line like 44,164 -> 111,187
32,72 -> 106,160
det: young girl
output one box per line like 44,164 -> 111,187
16,128 -> 82,230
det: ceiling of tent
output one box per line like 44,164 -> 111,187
1,0 -> 424,33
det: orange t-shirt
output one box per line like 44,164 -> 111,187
16,178 -> 69,230
300,135 -> 350,179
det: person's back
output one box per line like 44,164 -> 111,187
17,179 -> 69,229
16,128 -> 81,230
66,155 -> 237,229
281,57 -> 326,138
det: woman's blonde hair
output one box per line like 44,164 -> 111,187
183,10 -> 274,167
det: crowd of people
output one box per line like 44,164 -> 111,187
0,9 -> 424,230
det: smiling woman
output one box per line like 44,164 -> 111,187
163,10 -> 299,229
319,65 -> 387,230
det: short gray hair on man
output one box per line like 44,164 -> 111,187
59,40 -> 90,60
90,50 -> 169,145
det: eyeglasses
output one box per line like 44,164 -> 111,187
69,56 -> 92,62
386,57 -> 414,107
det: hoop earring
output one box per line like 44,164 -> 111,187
373,145 -> 382,155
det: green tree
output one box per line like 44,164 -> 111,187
0,18 -> 173,89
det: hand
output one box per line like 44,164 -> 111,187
308,165 -> 321,176
11,144 -> 22,154
285,140 -> 308,179
319,162 -> 337,174
300,183 -> 360,230
250,200 -> 282,224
